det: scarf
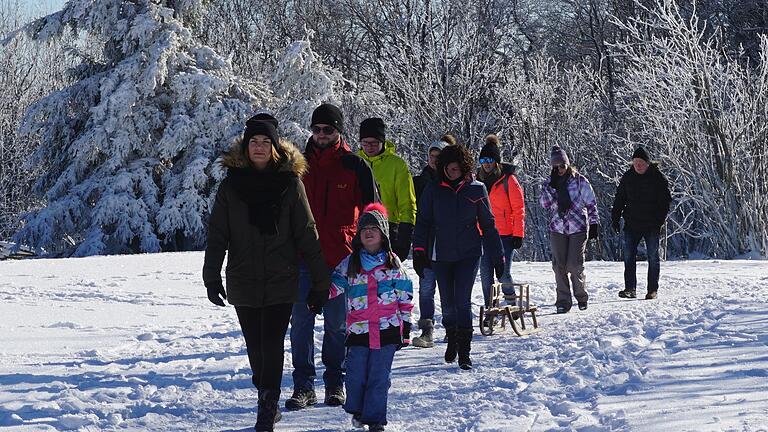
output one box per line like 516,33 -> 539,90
553,172 -> 573,218
228,167 -> 293,235
361,250 -> 387,271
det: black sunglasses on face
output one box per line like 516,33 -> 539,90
553,164 -> 566,170
311,125 -> 336,135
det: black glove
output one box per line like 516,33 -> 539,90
394,223 -> 413,261
412,249 -> 428,278
493,255 -> 505,280
612,220 -> 621,234
588,224 -> 600,240
510,236 -> 523,250
206,281 -> 227,307
397,326 -> 411,350
306,289 -> 328,315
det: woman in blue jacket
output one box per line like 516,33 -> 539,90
412,144 -> 504,370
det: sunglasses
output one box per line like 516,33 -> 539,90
553,164 -> 567,170
479,157 -> 495,164
311,125 -> 336,135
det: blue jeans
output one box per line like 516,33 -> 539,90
418,268 -> 437,321
343,344 -> 397,426
432,256 -> 481,330
479,236 -> 515,306
290,265 -> 346,391
623,229 -> 661,292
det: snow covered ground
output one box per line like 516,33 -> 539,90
1,253 -> 766,431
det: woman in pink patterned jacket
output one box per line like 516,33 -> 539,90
539,146 -> 599,314
329,203 -> 413,432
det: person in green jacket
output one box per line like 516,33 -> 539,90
358,118 -> 417,262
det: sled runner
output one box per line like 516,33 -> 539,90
478,282 -> 539,336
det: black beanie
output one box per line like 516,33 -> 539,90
249,112 -> 278,129
631,146 -> 650,162
479,135 -> 501,163
311,103 -> 344,133
242,119 -> 280,152
359,117 -> 386,143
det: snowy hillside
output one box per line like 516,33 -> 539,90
1,253 -> 766,431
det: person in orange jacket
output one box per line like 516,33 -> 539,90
476,134 -> 525,306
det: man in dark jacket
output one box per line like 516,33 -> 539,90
410,137 -> 450,348
287,103 -> 379,411
611,146 -> 672,300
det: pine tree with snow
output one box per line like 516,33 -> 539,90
13,0 -> 268,256
269,39 -> 345,146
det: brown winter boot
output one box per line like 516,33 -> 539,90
412,319 -> 435,348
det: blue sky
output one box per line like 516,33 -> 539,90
19,0 -> 66,19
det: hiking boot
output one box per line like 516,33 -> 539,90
284,388 -> 316,411
255,388 -> 281,431
645,290 -> 657,300
457,328 -> 473,370
556,306 -> 570,314
444,327 -> 457,363
412,319 -> 435,348
324,386 -> 345,406
618,289 -> 637,299
368,424 -> 385,431
578,302 -> 588,310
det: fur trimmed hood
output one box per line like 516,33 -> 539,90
220,138 -> 308,177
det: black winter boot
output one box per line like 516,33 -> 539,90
255,388 -> 282,431
285,388 -> 316,411
618,288 -> 637,299
457,328 -> 473,370
444,327 -> 457,363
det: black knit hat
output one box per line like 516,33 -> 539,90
311,103 -> 344,133
479,135 -> 501,163
242,115 -> 279,151
359,117 -> 386,143
631,146 -> 650,162
550,145 -> 570,165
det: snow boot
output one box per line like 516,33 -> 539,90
324,386 -> 345,406
645,290 -> 657,300
285,388 -> 316,411
556,306 -> 569,314
351,414 -> 364,429
444,327 -> 457,363
578,302 -> 588,310
368,424 -> 386,431
412,319 -> 435,348
255,388 -> 281,431
618,288 -> 637,299
456,328 -> 473,370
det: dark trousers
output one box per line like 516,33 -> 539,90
623,229 -> 661,292
235,303 -> 292,391
343,344 -> 397,426
290,265 -> 346,391
432,256 -> 481,330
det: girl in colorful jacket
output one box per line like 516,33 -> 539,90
539,146 -> 599,314
329,203 -> 413,432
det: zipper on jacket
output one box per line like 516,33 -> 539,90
324,180 -> 330,216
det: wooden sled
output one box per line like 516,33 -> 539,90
478,282 -> 539,336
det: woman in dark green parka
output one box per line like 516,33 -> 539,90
203,114 -> 329,432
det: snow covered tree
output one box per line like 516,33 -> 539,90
12,0 -> 267,256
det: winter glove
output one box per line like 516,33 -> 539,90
206,281 -> 227,307
493,255 -> 505,280
412,249 -> 428,279
588,224 -> 600,240
397,327 -> 411,350
394,223 -> 413,262
306,289 -> 329,315
510,236 -> 523,250
612,220 -> 621,234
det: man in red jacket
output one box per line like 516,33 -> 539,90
287,103 -> 379,411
